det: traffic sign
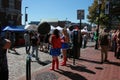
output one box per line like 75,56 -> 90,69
77,10 -> 84,20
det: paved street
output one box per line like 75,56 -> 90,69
8,46 -> 52,80
8,41 -> 120,80
8,41 -> 94,80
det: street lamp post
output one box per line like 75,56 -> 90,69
105,0 -> 111,30
65,18 -> 68,28
98,0 -> 102,32
25,6 -> 31,80
25,7 -> 28,25
95,0 -> 102,49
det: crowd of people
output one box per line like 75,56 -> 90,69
109,28 -> 120,59
0,25 -> 120,80
95,27 -> 120,63
23,25 -> 120,69
23,26 -> 87,70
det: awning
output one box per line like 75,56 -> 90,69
2,26 -> 26,32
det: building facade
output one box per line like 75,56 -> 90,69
29,18 -> 72,28
0,0 -> 22,26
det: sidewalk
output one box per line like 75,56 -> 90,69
18,45 -> 120,80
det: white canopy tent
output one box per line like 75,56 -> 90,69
24,24 -> 38,31
49,25 -> 56,34
50,25 -> 56,30
56,26 -> 63,32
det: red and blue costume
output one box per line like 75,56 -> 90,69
50,35 -> 61,56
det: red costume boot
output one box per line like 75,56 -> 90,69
50,60 -> 55,70
56,59 -> 59,69
61,57 -> 67,66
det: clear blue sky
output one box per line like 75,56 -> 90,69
22,0 -> 94,25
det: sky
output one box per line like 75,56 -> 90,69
22,0 -> 94,25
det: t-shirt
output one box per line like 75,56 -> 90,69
94,32 -> 98,41
24,33 -> 30,44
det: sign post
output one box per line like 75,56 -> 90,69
73,9 -> 84,65
77,10 -> 84,20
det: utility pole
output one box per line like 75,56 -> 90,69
25,7 -> 28,26
95,0 -> 102,49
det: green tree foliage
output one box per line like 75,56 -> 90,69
87,0 -> 98,24
88,0 -> 120,29
87,0 -> 110,27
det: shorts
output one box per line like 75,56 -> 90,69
61,43 -> 69,49
50,48 -> 61,56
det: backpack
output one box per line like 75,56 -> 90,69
99,33 -> 109,45
31,36 -> 38,46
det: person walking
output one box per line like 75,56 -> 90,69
82,34 -> 88,48
7,32 -> 16,53
72,26 -> 82,59
49,29 -> 61,70
24,31 -> 31,54
94,28 -> 99,49
111,29 -> 117,57
99,28 -> 110,63
116,28 -> 120,59
60,28 -> 69,66
0,36 -> 11,80
31,32 -> 40,60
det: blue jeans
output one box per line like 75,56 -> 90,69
25,43 -> 31,54
31,46 -> 39,59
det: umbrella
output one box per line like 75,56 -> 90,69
50,25 -> 56,34
37,22 -> 50,35
50,25 -> 56,30
24,24 -> 38,31
69,25 -> 74,31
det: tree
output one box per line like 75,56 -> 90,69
88,0 -> 120,29
87,0 -> 98,25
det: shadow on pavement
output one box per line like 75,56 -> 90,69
68,64 -> 96,74
95,67 -> 103,70
9,51 -> 20,55
37,60 -> 51,66
79,57 -> 120,66
104,61 -> 120,66
55,69 -> 87,80
78,58 -> 101,64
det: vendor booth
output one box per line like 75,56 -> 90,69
2,26 -> 26,46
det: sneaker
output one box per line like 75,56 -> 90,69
36,57 -> 39,60
32,54 -> 36,57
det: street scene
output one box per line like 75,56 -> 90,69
0,0 -> 120,80
8,41 -> 119,80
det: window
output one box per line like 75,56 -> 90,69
0,0 -> 1,8
9,0 -> 14,9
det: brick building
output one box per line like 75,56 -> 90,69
0,0 -> 22,26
